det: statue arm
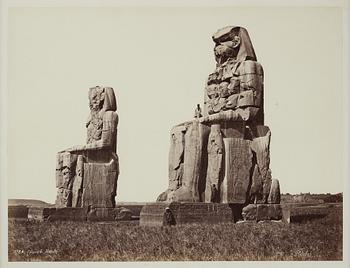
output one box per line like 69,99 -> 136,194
66,111 -> 118,152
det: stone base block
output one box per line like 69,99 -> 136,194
242,204 -> 288,222
47,208 -> 88,222
140,202 -> 233,226
87,207 -> 132,221
139,203 -> 170,226
257,204 -> 282,221
87,207 -> 117,221
28,207 -> 57,221
290,205 -> 330,223
116,204 -> 144,218
24,206 -> 134,222
8,206 -> 29,219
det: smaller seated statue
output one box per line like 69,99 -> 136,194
194,104 -> 202,118
55,86 -> 119,208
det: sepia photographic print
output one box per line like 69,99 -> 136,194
1,0 -> 349,267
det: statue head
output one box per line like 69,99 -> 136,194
212,26 -> 257,64
88,86 -> 117,112
89,86 -> 105,112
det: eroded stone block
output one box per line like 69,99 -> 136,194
8,206 -> 28,219
28,207 -> 56,221
47,207 -> 88,222
242,204 -> 257,221
242,204 -> 283,221
256,204 -> 282,221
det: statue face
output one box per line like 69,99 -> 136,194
89,88 -> 105,111
232,35 -> 241,48
214,35 -> 241,64
214,44 -> 233,64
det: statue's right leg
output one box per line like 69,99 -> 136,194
173,120 -> 210,202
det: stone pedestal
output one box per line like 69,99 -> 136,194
30,206 -> 132,222
47,208 -> 89,222
242,204 -> 290,222
87,207 -> 132,221
140,202 -> 233,226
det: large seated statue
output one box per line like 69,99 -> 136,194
55,86 -> 119,208
157,26 -> 280,205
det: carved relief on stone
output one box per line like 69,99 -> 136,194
55,86 -> 119,208
71,155 -> 83,207
169,125 -> 186,190
221,138 -> 253,204
204,124 -> 223,203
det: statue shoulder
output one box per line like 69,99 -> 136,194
239,60 -> 263,75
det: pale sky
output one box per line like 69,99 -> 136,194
7,6 -> 344,203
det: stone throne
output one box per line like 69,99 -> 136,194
156,26 -> 280,209
55,86 -> 119,209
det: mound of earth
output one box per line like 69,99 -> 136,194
8,199 -> 54,207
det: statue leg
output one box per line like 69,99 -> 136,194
81,152 -> 119,208
174,121 -> 210,202
157,125 -> 186,202
221,137 -> 253,204
250,126 -> 272,204
55,152 -> 77,207
248,164 -> 264,204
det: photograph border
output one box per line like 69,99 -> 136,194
1,0 -> 349,267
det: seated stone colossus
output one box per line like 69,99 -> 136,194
157,26 -> 280,205
55,86 -> 119,208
